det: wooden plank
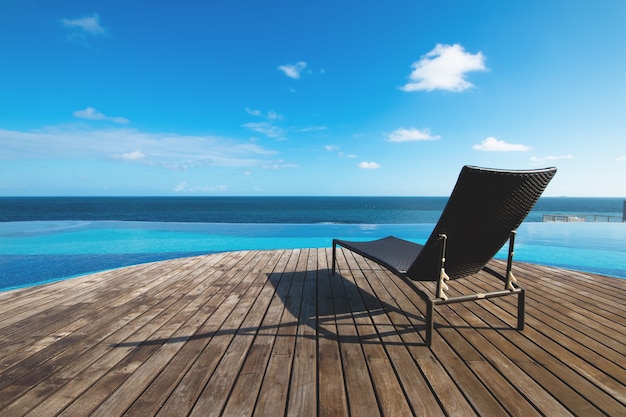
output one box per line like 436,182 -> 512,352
0,249 -> 624,417
346,250 -> 482,417
513,264 -> 626,339
454,295 -> 610,417
89,251 -> 282,417
516,262 -> 626,319
286,249 -> 318,417
251,249 -> 306,416
121,251 -> 268,415
362,265 -> 461,416
366,256 -> 528,416
345,260 -> 415,417
47,252 -> 255,417
478,263 -> 626,368
452,267 -> 626,416
0,256 -> 210,411
218,250 -> 294,417
151,251 -> 278,417
435,286 -> 573,417
0,261 -> 167,353
0,263 -> 152,325
363,268 -> 449,417
125,251 -> 288,417
5,255 -> 222,417
316,248 -> 350,417
330,249 -> 382,417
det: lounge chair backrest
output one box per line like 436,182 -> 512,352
407,166 -> 557,281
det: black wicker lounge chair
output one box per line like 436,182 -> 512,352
332,165 -> 557,346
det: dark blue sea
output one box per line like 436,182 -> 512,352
1,197 -> 625,291
1,196 -> 624,223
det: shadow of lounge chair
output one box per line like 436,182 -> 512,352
332,165 -> 557,346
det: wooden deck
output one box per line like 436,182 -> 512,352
0,248 -> 624,416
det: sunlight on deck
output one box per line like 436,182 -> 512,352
0,249 -> 624,416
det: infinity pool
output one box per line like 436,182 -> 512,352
1,221 -> 624,291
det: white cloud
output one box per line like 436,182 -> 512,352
0,126 -> 281,170
616,155 -> 626,161
243,109 -> 287,139
119,150 -> 145,161
297,125 -> 327,133
266,111 -> 282,120
326,144 -> 358,159
261,160 -> 299,170
359,161 -> 381,169
386,128 -> 440,142
73,107 -> 105,120
74,107 -> 129,124
61,14 -> 106,38
245,108 -> 262,117
242,122 -> 286,140
278,61 -> 307,79
174,181 -> 188,192
174,181 -> 228,193
473,137 -> 532,152
110,116 -> 130,124
401,44 -> 487,92
246,108 -> 283,120
530,154 -> 574,163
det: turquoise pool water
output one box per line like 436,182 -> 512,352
1,221 -> 625,291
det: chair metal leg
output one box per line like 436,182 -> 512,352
517,288 -> 526,330
331,240 -> 337,276
425,299 -> 434,347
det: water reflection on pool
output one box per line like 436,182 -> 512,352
1,221 -> 624,291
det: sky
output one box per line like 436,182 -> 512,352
1,0 -> 625,197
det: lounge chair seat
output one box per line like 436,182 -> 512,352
333,236 -> 422,274
332,165 -> 557,346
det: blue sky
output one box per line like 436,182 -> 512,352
1,0 -> 625,197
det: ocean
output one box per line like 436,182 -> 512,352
1,196 -> 624,223
1,197 -> 625,291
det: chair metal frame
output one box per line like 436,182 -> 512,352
329,165 -> 557,346
332,231 -> 524,347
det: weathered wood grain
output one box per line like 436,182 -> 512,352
0,249 -> 623,416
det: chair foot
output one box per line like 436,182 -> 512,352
425,300 -> 434,347
331,241 -> 337,276
517,288 -> 526,330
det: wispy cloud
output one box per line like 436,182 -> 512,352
278,61 -> 307,79
0,126 -> 282,171
297,125 -> 328,133
119,150 -> 145,161
325,144 -> 357,159
174,181 -> 228,193
530,154 -> 574,163
386,127 -> 440,142
243,108 -> 326,140
473,137 -> 532,152
74,107 -> 129,124
616,155 -> 626,161
245,108 -> 283,120
242,122 -> 286,140
401,44 -> 487,92
359,161 -> 381,169
61,14 -> 106,42
245,108 -> 262,117
261,160 -> 299,170
243,108 -> 287,139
